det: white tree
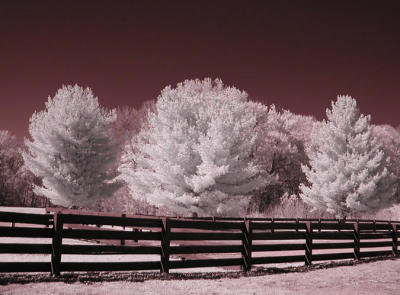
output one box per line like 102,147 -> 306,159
300,95 -> 397,217
120,78 -> 275,216
23,85 -> 123,208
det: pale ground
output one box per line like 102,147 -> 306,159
0,259 -> 399,295
0,207 -> 46,214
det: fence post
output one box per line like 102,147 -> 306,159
353,221 -> 360,260
121,213 -> 126,246
392,224 -> 398,256
271,218 -> 274,233
160,217 -> 170,273
241,219 -> 252,271
51,212 -> 63,276
45,209 -> 50,228
305,221 -> 312,266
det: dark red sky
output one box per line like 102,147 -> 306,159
1,0 -> 400,140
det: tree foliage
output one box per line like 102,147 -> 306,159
300,96 -> 397,217
111,102 -> 155,150
120,78 -> 275,216
372,124 -> 400,197
249,106 -> 316,211
100,102 -> 156,213
0,130 -> 47,207
5,79 -> 399,219
23,85 -> 123,208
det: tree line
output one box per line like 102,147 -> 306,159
1,78 -> 400,218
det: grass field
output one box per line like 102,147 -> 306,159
1,258 -> 399,295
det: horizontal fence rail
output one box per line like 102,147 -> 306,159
0,209 -> 398,275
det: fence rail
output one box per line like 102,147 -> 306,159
0,209 -> 398,275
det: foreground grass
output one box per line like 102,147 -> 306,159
2,257 -> 400,295
0,256 -> 397,285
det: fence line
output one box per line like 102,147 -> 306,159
0,209 -> 398,275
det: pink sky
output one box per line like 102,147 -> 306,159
1,1 -> 399,140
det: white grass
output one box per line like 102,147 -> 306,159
0,207 -> 46,214
1,259 -> 400,295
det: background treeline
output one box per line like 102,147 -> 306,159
2,79 -> 400,219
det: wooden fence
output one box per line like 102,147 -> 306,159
0,210 -> 398,275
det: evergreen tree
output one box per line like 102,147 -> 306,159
23,85 -> 123,207
300,96 -> 397,217
120,78 -> 275,216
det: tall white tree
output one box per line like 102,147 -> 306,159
300,96 -> 397,217
120,78 -> 275,216
23,85 -> 123,208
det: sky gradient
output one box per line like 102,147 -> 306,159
1,0 -> 399,140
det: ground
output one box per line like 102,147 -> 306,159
1,258 -> 399,295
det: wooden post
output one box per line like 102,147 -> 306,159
121,213 -> 126,246
392,224 -> 398,256
353,221 -> 360,260
51,212 -> 63,276
160,217 -> 170,273
305,221 -> 312,266
241,219 -> 252,271
271,218 -> 274,233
